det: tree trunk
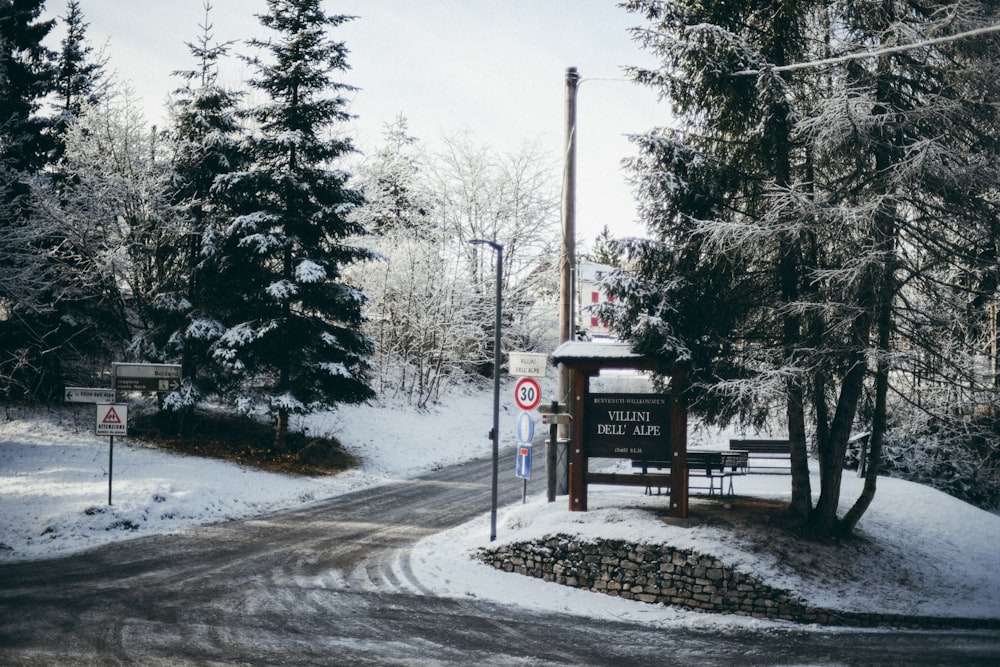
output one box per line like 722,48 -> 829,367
786,380 -> 812,523
839,299 -> 892,535
274,407 -> 289,454
838,360 -> 887,537
835,56 -> 899,537
810,320 -> 870,538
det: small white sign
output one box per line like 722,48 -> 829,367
96,403 -> 128,436
65,387 -> 116,403
508,352 -> 548,378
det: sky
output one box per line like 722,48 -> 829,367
2,378 -> 1000,625
41,0 -> 669,248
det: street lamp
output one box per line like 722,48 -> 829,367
469,238 -> 503,542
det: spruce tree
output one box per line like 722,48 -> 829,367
141,1 -> 248,429
50,0 -> 106,160
0,0 -> 58,399
0,0 -> 55,175
618,0 -> 819,522
212,0 -> 375,450
617,0 -> 1000,536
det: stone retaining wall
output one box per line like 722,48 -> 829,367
478,535 -> 1000,629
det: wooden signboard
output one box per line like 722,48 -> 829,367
552,341 -> 689,518
583,393 -> 670,458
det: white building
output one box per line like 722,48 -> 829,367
577,259 -> 617,341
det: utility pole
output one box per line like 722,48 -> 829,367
558,66 -> 579,427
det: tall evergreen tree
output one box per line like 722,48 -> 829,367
586,225 -> 623,268
617,0 -> 819,522
801,1 -> 1000,534
50,0 -> 106,160
352,114 -> 431,236
0,0 -> 55,174
212,0 -> 375,450
141,1 -> 248,428
0,0 -> 58,399
616,0 -> 1000,537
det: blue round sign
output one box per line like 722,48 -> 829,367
516,411 -> 535,444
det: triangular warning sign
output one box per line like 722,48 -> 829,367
102,406 -> 122,424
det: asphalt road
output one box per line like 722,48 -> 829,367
2,450 -> 999,666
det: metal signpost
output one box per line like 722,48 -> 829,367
538,401 -> 569,502
67,362 -> 185,507
516,411 -> 535,504
96,403 -> 128,505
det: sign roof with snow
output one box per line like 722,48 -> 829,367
551,341 -> 668,372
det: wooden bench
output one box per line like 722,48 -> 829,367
629,450 -> 749,496
728,438 -> 793,474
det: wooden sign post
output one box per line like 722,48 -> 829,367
552,341 -> 688,518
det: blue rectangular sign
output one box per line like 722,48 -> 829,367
516,445 -> 532,479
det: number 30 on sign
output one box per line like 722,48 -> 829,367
514,377 -> 541,411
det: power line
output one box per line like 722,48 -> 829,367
732,22 -> 1000,76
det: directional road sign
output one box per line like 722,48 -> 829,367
541,413 -> 572,425
64,387 -> 116,403
112,362 -> 182,393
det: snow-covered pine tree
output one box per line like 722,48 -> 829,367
351,115 -> 431,237
18,0 -> 118,396
30,84 -> 165,385
0,0 -> 59,399
212,0 -> 375,451
585,225 -> 623,269
801,1 -> 1000,533
0,0 -> 55,176
141,1 -> 248,429
616,0 -> 820,523
50,0 -> 107,162
616,0 -> 1000,535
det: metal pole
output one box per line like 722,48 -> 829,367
108,435 -> 114,506
547,400 -> 558,502
491,244 -> 502,541
470,239 -> 503,542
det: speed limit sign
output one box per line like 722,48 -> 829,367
514,377 -> 541,411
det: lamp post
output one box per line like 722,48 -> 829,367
469,239 -> 503,542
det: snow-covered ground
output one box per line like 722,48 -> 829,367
2,381 -> 999,628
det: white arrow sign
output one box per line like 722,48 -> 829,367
65,387 -> 116,403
